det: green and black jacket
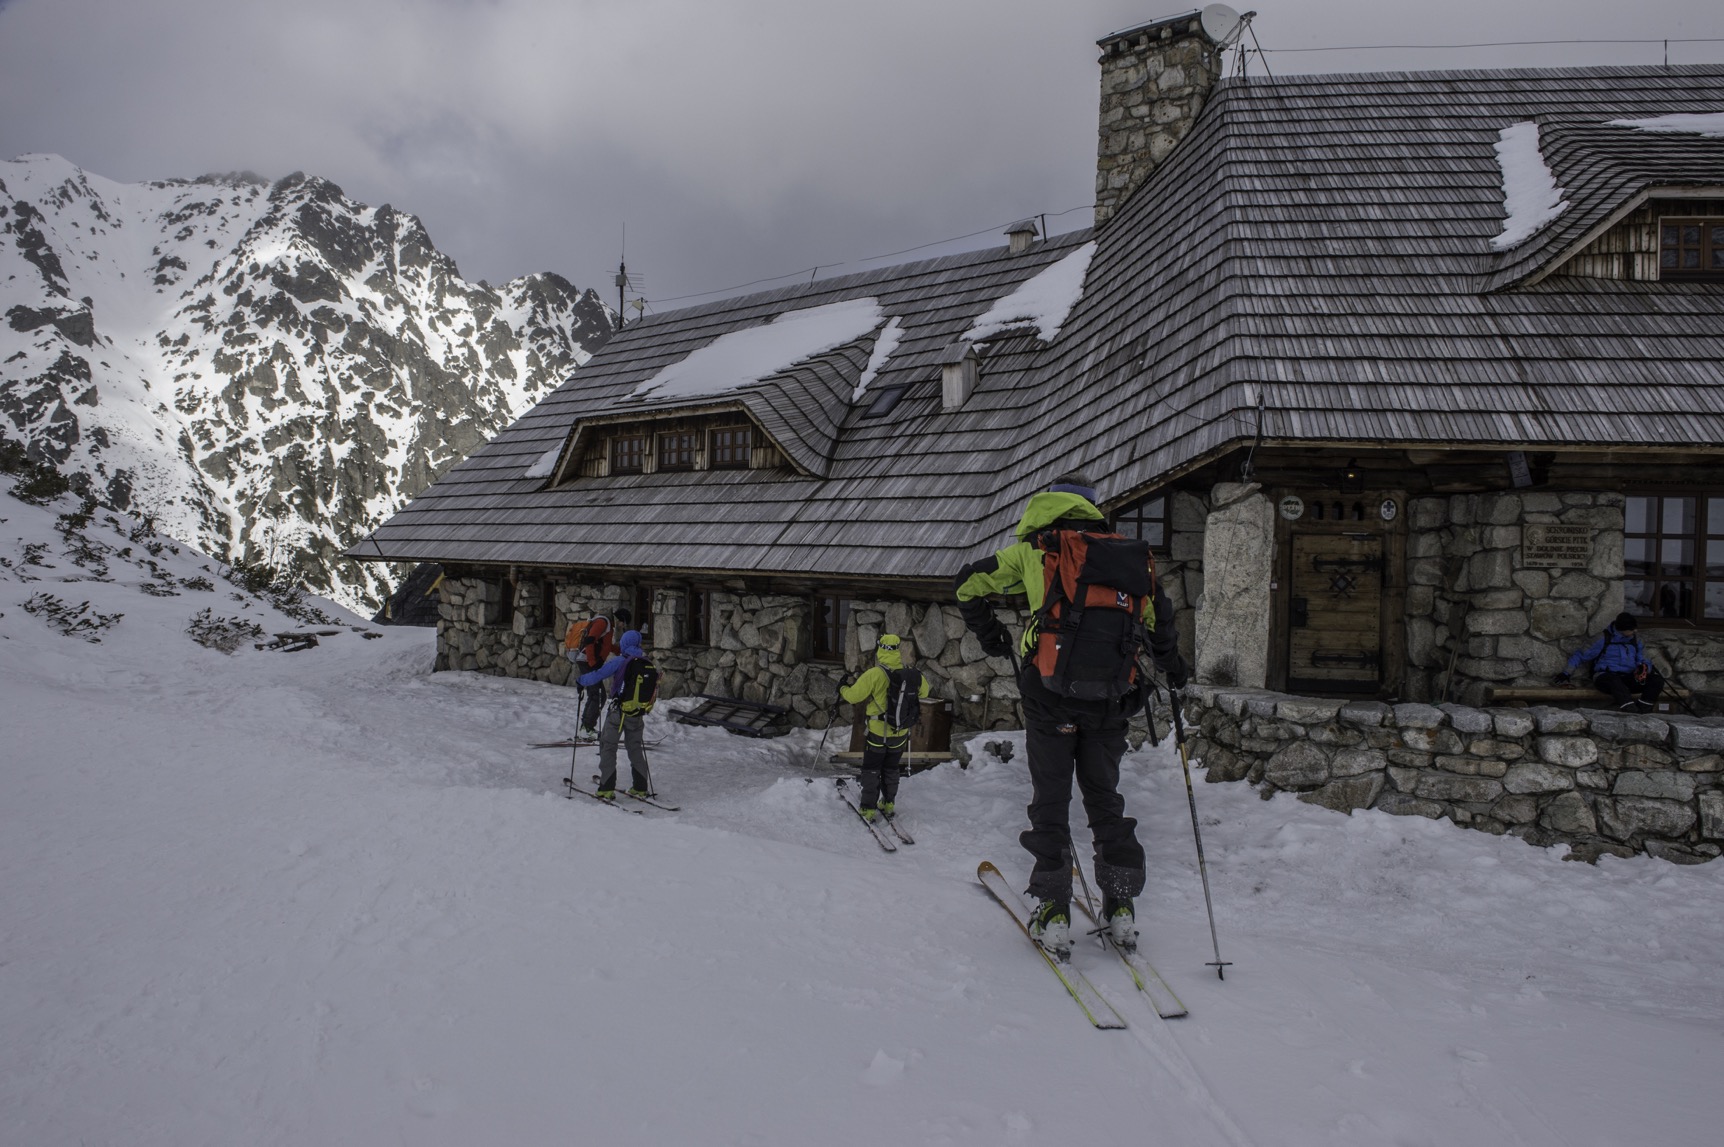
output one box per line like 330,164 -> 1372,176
952,490 -> 1182,671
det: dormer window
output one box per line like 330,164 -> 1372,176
1660,218 -> 1724,280
611,434 -> 645,474
658,431 -> 697,471
710,426 -> 752,469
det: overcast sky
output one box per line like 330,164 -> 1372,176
2,0 -> 1719,312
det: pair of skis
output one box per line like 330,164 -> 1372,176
833,776 -> 913,851
977,860 -> 1187,1029
563,781 -> 679,812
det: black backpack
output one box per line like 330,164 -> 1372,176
883,668 -> 923,730
619,656 -> 660,715
1028,528 -> 1155,701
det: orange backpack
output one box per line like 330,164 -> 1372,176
1027,529 -> 1156,701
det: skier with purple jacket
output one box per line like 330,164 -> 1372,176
576,629 -> 659,800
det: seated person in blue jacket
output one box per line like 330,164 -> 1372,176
1556,611 -> 1664,712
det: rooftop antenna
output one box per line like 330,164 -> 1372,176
1201,5 -> 1262,79
615,223 -> 632,331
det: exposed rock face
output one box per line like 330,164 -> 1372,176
1,155 -> 612,610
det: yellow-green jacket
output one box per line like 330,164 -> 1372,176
952,490 -> 1179,668
840,641 -> 930,749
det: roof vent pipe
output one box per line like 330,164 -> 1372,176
940,342 -> 981,411
1005,219 -> 1039,254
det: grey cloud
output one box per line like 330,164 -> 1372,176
2,0 -> 1719,305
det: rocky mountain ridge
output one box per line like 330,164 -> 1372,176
1,154 -> 612,610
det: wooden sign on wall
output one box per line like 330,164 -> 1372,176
1522,524 -> 1592,568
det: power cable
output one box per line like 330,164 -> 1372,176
1262,36 -> 1724,53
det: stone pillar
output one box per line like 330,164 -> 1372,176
1194,482 -> 1274,688
1094,13 -> 1224,228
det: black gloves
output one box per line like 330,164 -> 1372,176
1164,654 -> 1190,691
959,598 -> 1013,659
1553,672 -> 1573,686
977,623 -> 1013,659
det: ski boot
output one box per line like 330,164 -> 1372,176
860,806 -> 878,823
594,788 -> 616,801
879,801 -> 896,820
1102,894 -> 1138,952
1028,898 -> 1073,961
577,727 -> 601,743
626,788 -> 651,799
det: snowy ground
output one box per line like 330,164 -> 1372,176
4,477 -> 1724,1146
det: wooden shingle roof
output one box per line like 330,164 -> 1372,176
359,63 -> 1724,583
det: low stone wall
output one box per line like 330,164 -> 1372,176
1186,684 -> 1724,864
432,573 -> 1034,731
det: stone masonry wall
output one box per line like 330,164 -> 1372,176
433,573 -> 1041,732
1187,684 -> 1724,864
1401,490 -> 1724,705
1403,492 -> 1624,704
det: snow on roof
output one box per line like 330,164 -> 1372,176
630,297 -> 886,402
963,241 -> 1096,343
851,316 -> 905,402
1607,111 -> 1724,138
523,444 -> 562,480
1489,122 -> 1569,252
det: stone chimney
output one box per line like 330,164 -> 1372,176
1094,12 -> 1226,228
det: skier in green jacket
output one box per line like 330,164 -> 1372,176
839,634 -> 930,822
953,474 -> 1187,959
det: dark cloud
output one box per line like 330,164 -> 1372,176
2,0 -> 1719,306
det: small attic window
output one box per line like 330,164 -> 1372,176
1660,219 -> 1724,280
861,384 -> 911,419
611,434 -> 645,474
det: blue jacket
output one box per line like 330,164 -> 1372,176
577,630 -> 646,697
1565,626 -> 1648,676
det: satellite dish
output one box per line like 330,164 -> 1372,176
1200,3 -> 1245,47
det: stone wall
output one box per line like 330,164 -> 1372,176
1400,490 -> 1724,704
1403,492 -> 1624,704
1187,684 -> 1724,863
433,573 -> 1037,731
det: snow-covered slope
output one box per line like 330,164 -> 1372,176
4,474 -> 1724,1145
1,154 -> 613,611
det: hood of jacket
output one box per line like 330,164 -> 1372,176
619,629 -> 645,657
875,638 -> 904,671
1014,491 -> 1105,540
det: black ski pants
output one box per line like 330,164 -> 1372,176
1018,665 -> 1145,905
858,743 -> 904,810
578,677 -> 607,733
1596,669 -> 1664,709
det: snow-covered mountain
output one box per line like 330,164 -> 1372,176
1,153 -> 612,610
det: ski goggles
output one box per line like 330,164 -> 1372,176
876,636 -> 900,651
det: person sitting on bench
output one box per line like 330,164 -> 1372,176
1556,612 -> 1664,712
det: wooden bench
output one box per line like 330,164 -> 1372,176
1484,685 -> 1693,710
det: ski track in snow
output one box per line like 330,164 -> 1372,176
4,475 -> 1724,1145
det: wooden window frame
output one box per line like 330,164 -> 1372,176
611,434 -> 646,474
538,578 -> 559,632
710,425 -> 753,470
1113,491 -> 1169,552
686,586 -> 711,646
811,594 -> 850,662
658,430 -> 697,472
1658,217 -> 1724,281
1625,490 -> 1724,628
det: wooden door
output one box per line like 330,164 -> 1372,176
1286,532 -> 1384,694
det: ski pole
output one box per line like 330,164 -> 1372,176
1169,687 -> 1231,980
564,737 -> 579,799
